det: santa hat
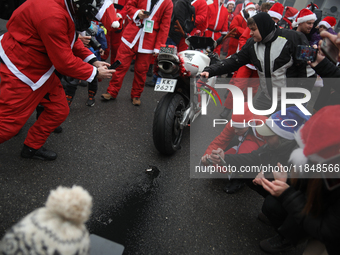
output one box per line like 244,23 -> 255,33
268,2 -> 284,20
289,105 -> 340,166
292,8 -> 317,28
306,3 -> 319,10
226,0 -> 235,7
266,0 -> 276,3
256,106 -> 310,140
318,16 -> 337,29
284,6 -> 299,21
245,2 -> 256,11
0,186 -> 92,255
96,0 -> 121,30
231,102 -> 255,128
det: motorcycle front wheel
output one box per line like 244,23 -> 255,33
153,93 -> 186,155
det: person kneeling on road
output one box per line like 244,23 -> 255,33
257,105 -> 340,254
201,103 -> 267,194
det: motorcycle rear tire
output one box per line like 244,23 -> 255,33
153,93 -> 185,155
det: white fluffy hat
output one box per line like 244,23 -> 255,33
0,186 -> 93,255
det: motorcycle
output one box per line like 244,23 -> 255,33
152,36 -> 221,155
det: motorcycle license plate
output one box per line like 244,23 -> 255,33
154,78 -> 177,92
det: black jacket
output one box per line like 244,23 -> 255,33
168,0 -> 195,45
313,57 -> 340,78
312,57 -> 340,110
203,28 -> 315,100
277,180 -> 340,255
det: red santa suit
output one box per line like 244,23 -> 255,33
0,0 -> 97,148
224,27 -> 259,109
106,0 -> 173,99
203,109 -> 266,156
102,0 -> 129,64
227,9 -> 248,57
190,0 -> 208,36
96,0 -> 120,32
205,1 -> 229,55
221,9 -> 234,54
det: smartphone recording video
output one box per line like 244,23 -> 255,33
296,45 -> 318,62
321,37 -> 339,65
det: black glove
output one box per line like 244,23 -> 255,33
216,35 -> 224,46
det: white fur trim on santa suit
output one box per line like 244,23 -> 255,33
292,13 -> 317,28
96,0 -> 112,21
231,121 -> 249,128
111,20 -> 120,28
318,21 -> 331,29
289,148 -> 309,166
287,12 -> 298,21
268,10 -> 282,20
289,126 -> 309,166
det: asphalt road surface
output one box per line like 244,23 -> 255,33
0,70 -> 306,255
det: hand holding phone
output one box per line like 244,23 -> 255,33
143,11 -> 151,16
109,60 -> 121,70
296,45 -> 318,62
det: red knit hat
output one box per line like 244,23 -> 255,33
292,8 -> 317,28
268,2 -> 284,20
284,6 -> 299,21
318,16 -> 337,29
231,102 -> 254,128
290,105 -> 340,165
245,2 -> 256,11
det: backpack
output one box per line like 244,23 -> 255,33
0,0 -> 26,20
183,1 -> 195,33
172,0 -> 196,34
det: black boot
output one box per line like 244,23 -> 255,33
147,64 -> 153,77
21,144 -> 57,161
53,126 -> 63,133
86,90 -> 96,107
145,80 -> 156,87
220,107 -> 232,119
260,234 -> 294,254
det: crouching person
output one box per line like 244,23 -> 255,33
257,105 -> 340,255
201,103 -> 267,193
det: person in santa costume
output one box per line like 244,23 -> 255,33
0,0 -> 115,160
277,6 -> 299,30
102,0 -> 129,64
226,2 -> 256,57
258,105 -> 340,255
201,103 -> 266,194
190,0 -> 208,37
267,2 -> 284,25
205,0 -> 230,56
221,0 -> 235,55
101,0 -> 173,106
